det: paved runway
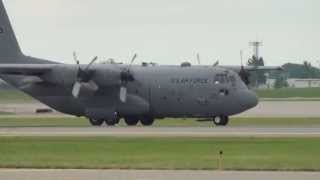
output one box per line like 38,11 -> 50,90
239,101 -> 320,117
0,169 -> 319,180
1,127 -> 320,137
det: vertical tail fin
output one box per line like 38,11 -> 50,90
0,0 -> 23,59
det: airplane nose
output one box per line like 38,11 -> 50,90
239,90 -> 258,109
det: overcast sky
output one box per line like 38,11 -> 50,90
4,0 -> 320,66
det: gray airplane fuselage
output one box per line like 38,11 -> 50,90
2,60 -> 258,119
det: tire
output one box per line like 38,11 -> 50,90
124,116 -> 139,126
213,116 -> 229,126
105,118 -> 120,126
89,118 -> 104,126
140,117 -> 154,126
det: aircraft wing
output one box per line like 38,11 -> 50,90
220,65 -> 283,72
0,64 -> 55,76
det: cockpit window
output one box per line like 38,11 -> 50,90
229,75 -> 236,86
214,74 -> 228,84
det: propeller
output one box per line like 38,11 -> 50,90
196,53 -> 219,67
72,52 -> 99,98
196,53 -> 201,65
119,54 -> 137,103
213,60 -> 219,67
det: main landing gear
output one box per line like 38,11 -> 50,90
88,116 -> 155,127
213,115 -> 229,126
89,117 -> 120,127
105,118 -> 120,126
140,116 -> 155,126
124,116 -> 139,126
124,116 -> 155,126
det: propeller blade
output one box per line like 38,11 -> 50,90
72,81 -> 82,98
73,51 -> 80,65
197,53 -> 201,65
130,54 -> 137,65
213,60 -> 219,67
240,50 -> 244,67
120,86 -> 127,103
85,56 -> 98,71
128,54 -> 138,70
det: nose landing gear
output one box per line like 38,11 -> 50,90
213,115 -> 229,126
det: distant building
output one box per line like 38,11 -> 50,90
287,79 -> 320,88
264,78 -> 320,89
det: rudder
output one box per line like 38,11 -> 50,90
0,0 -> 23,59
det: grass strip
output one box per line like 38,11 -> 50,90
0,136 -> 319,171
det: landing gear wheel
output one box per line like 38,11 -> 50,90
213,116 -> 229,126
105,117 -> 120,126
124,116 -> 139,126
89,118 -> 104,126
140,117 -> 154,126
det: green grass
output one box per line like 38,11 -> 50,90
256,87 -> 320,98
0,136 -> 319,171
0,117 -> 320,127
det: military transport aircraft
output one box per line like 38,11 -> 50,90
0,1 -> 281,126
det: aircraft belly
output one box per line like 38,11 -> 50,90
37,96 -> 84,116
